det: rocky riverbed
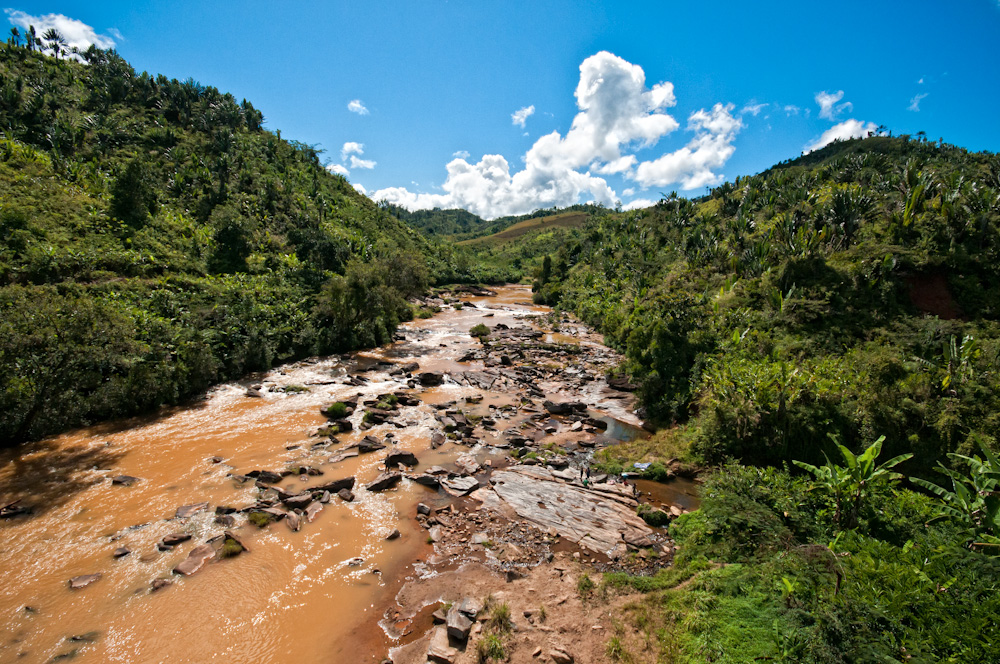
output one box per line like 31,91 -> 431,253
0,285 -> 695,664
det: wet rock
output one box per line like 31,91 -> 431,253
430,432 -> 446,449
543,400 -> 587,415
111,475 -> 141,486
310,476 -> 355,494
245,387 -> 263,398
215,505 -> 238,515
410,473 -> 440,488
385,451 -> 419,468
282,493 -> 313,510
427,626 -> 458,664
215,514 -> 236,528
446,605 -> 473,641
223,531 -> 250,554
607,376 -> 637,392
286,511 -> 301,532
305,502 -> 323,523
68,631 -> 99,643
112,547 -> 131,558
441,476 -> 479,496
454,454 -> 481,475
386,529 -> 401,541
357,436 -> 386,453
248,470 -> 283,484
390,361 -> 420,375
319,490 -> 331,504
366,472 -> 402,493
328,448 -> 359,463
416,503 -> 431,516
0,499 -> 30,518
161,533 -> 192,547
175,502 -> 209,519
337,488 -> 355,502
428,526 -> 444,542
68,574 -> 101,589
151,578 -> 172,592
173,544 -> 215,576
419,371 -> 445,386
210,456 -> 225,464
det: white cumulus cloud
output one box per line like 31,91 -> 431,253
341,142 -> 364,160
6,10 -> 116,58
511,105 -> 535,127
373,51 -> 737,219
326,163 -> 350,176
347,99 -> 369,115
623,198 -> 657,210
804,119 -> 877,154
816,90 -> 853,120
349,155 -> 376,169
633,103 -> 742,190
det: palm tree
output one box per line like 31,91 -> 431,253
24,25 -> 38,52
8,27 -> 20,47
42,28 -> 66,59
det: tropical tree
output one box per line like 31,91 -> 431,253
794,435 -> 913,528
24,25 -> 38,52
8,27 -> 20,47
42,28 -> 66,59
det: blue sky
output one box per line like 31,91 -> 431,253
6,1 -> 1000,218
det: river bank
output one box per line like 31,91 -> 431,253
0,285 -> 696,663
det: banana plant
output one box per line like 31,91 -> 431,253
910,437 -> 1000,551
794,435 -> 913,529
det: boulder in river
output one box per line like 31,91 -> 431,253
175,502 -> 209,519
173,544 -> 215,576
151,578 -> 172,592
309,476 -> 355,494
543,400 -> 587,415
366,472 -> 402,493
282,493 -> 313,510
161,533 -> 192,547
68,574 -> 101,589
305,501 -> 323,523
440,476 -> 478,496
112,547 -> 131,558
385,451 -> 419,468
337,488 -> 355,502
357,436 -> 386,453
419,371 -> 445,386
111,475 -> 141,486
286,511 -> 301,532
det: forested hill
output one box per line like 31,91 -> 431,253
0,43 -> 493,445
386,202 -> 601,240
524,135 -> 1000,474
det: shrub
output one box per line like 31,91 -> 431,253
637,503 -> 672,527
248,511 -> 273,528
470,323 -> 490,339
577,573 -> 595,598
476,634 -> 506,663
323,402 -> 348,419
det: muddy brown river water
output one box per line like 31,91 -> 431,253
0,285 -> 660,664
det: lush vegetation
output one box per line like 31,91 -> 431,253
0,42 -> 505,445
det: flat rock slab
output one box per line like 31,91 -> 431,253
305,502 -> 323,523
175,502 -> 209,519
386,451 -> 419,468
366,472 -> 402,492
482,466 -> 654,557
174,544 -> 215,576
440,476 -> 479,497
328,449 -> 359,464
309,476 -> 355,494
454,454 -> 481,475
427,625 -> 458,663
161,533 -> 192,547
68,574 -> 101,589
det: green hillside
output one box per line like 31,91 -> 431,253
0,43 -> 503,445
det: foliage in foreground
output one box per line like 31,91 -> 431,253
605,461 -> 1000,663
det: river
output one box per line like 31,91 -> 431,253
0,284 -> 669,663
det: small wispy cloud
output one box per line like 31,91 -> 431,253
511,105 -> 535,127
740,102 -> 767,117
347,99 -> 369,115
452,150 -> 470,159
908,92 -> 929,112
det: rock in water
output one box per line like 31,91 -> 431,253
286,511 -> 301,532
385,451 -> 419,468
305,501 -> 323,523
366,472 -> 402,492
175,502 -> 209,519
337,488 -> 355,502
68,574 -> 101,590
111,475 -> 141,486
173,544 -> 215,576
419,371 -> 445,386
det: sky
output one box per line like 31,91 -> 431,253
6,1 -> 1000,219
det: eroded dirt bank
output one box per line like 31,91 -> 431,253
0,285 -> 694,664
